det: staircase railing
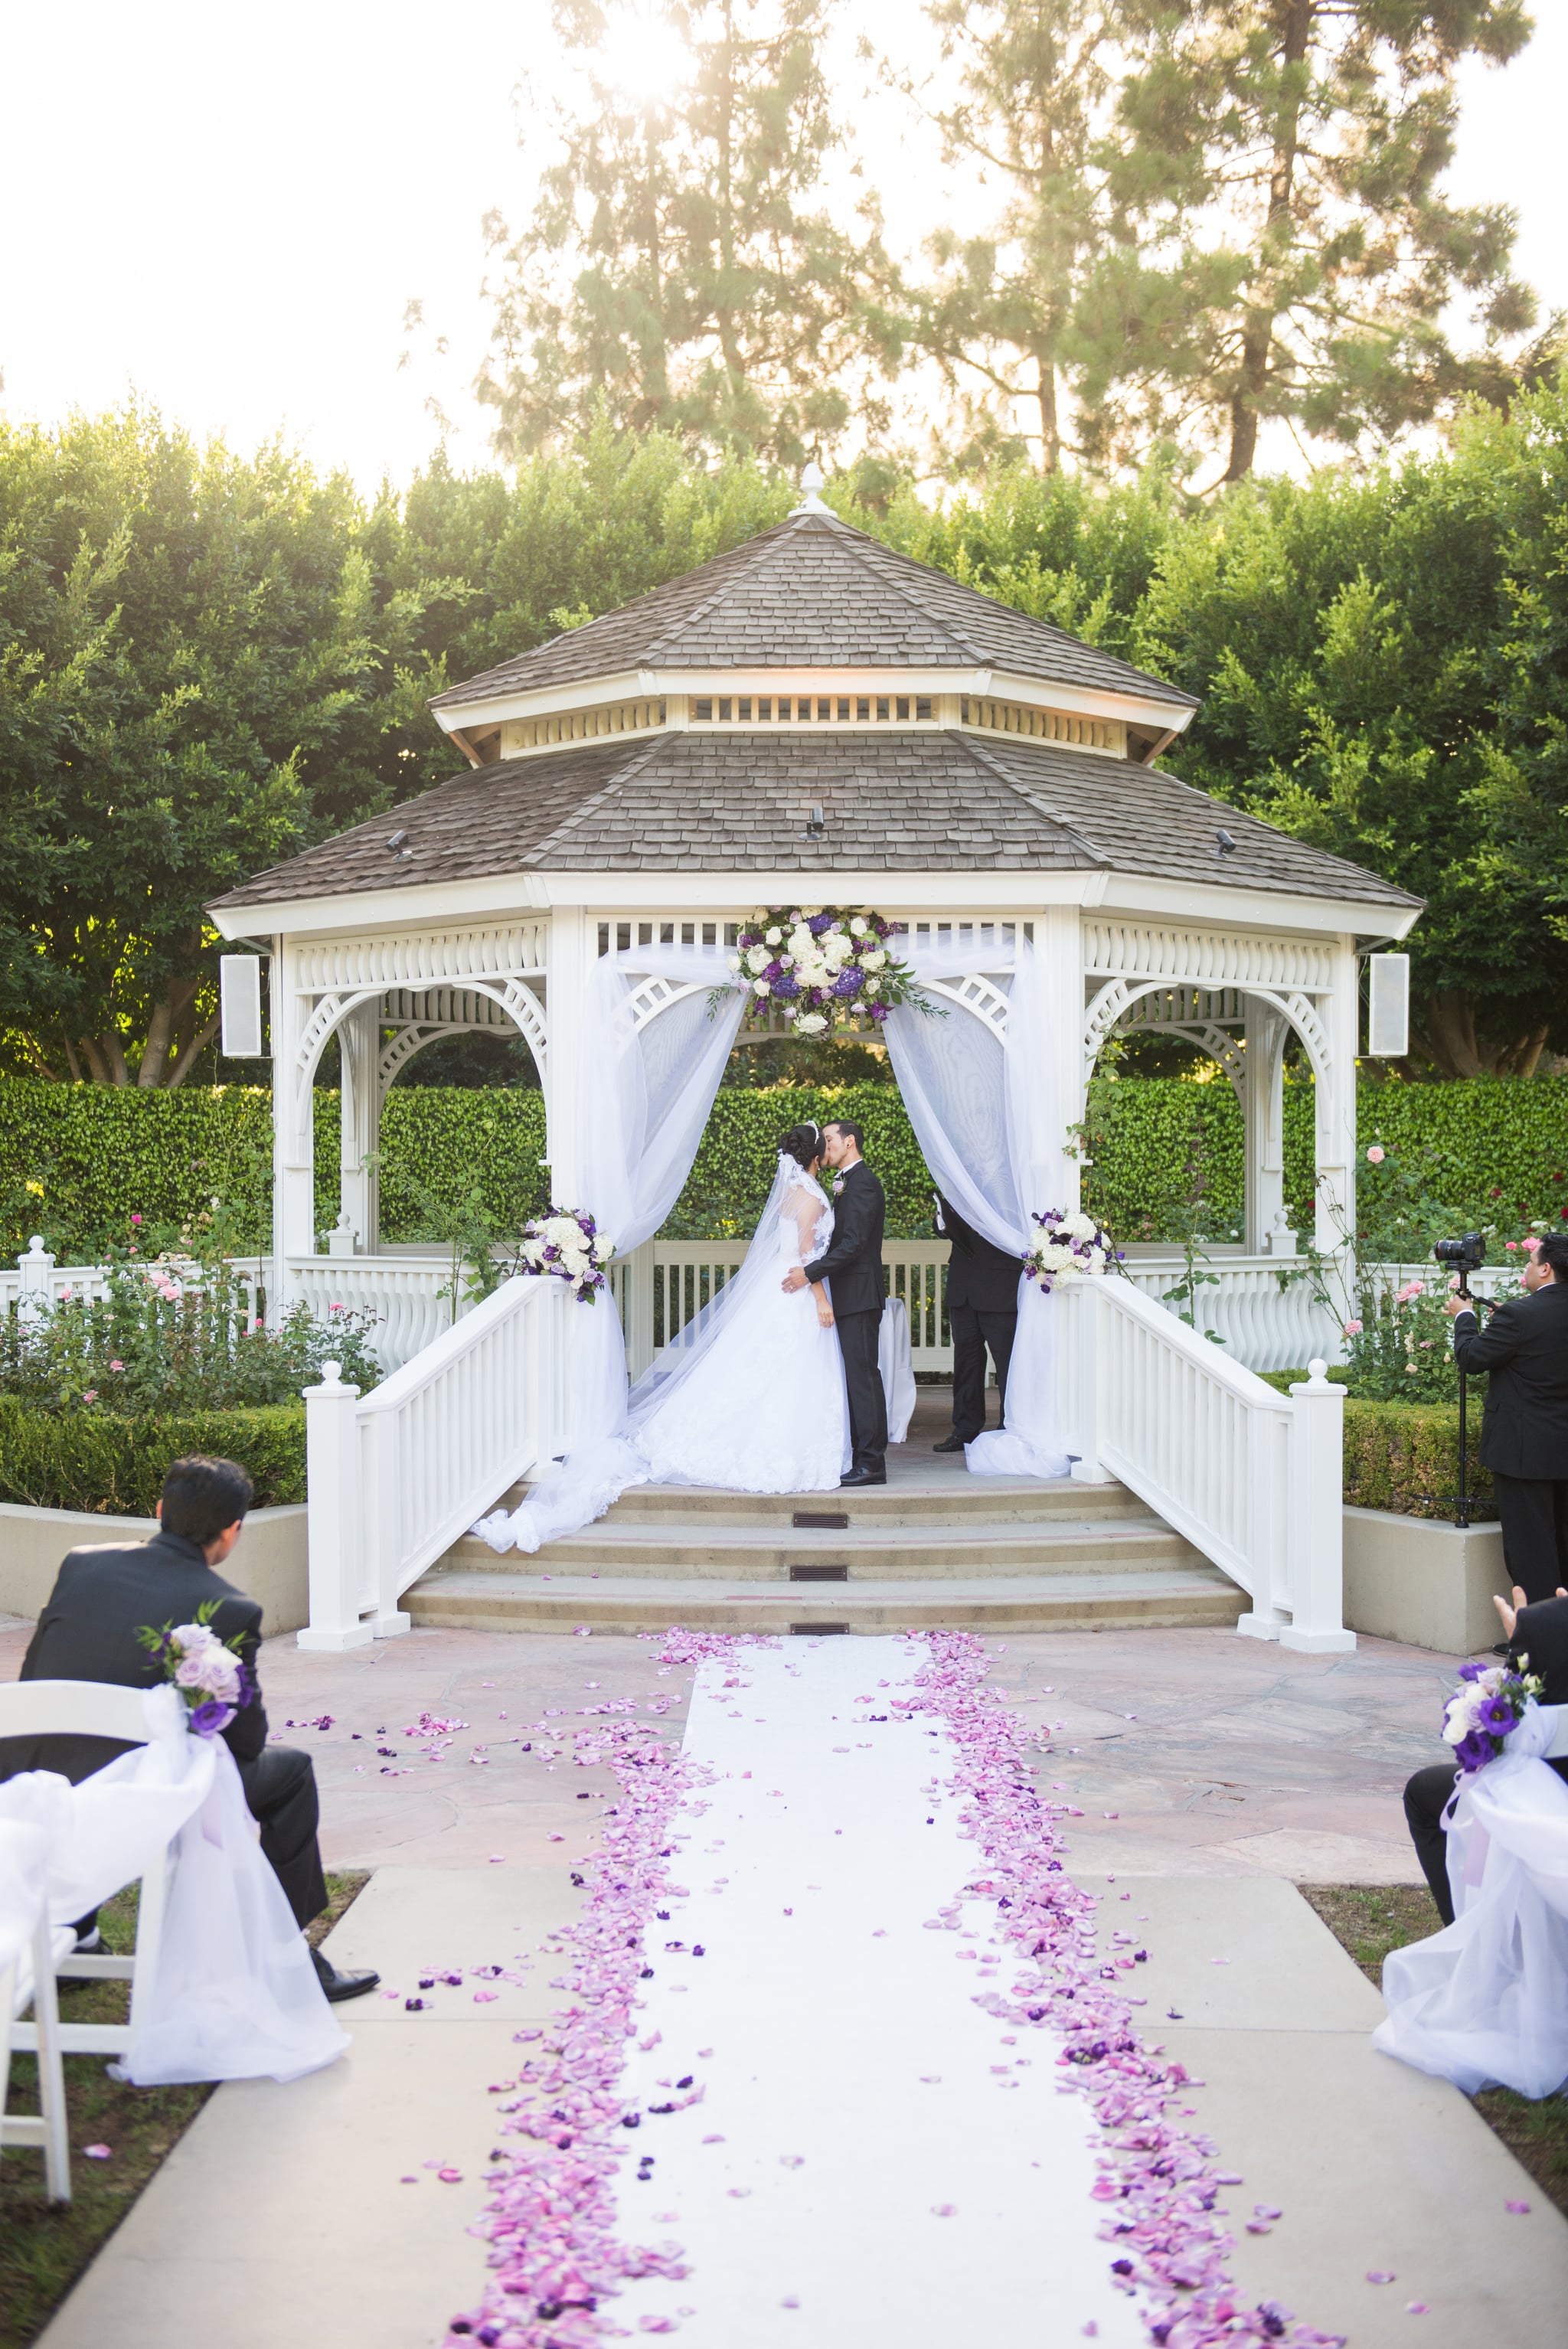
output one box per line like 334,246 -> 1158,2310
298,1273 -> 570,1651
1060,1276 -> 1351,1652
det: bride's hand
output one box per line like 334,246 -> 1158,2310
816,1295 -> 835,1328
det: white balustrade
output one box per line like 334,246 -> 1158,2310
280,1253 -> 461,1374
1059,1278 -> 1352,1651
299,1273 -> 570,1650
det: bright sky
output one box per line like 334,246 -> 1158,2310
2,0 -> 1563,494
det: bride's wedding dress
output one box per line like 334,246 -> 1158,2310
474,1155 -> 851,1554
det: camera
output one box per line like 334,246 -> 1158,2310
1433,1230 -> 1486,1299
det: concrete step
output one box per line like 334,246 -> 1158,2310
440,1514 -> 1203,1580
403,1565 -> 1248,1636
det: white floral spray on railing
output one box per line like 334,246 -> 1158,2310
517,1209 -> 616,1303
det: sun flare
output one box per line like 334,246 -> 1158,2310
596,6 -> 691,106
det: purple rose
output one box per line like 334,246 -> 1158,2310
869,1002 -> 888,1022
188,1700 -> 236,1738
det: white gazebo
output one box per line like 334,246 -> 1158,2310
211,484 -> 1419,1653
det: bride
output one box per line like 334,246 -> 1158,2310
475,1123 -> 850,1553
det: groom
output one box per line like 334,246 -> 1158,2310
782,1119 -> 887,1488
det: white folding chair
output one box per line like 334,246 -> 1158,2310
1,1821 -> 74,2202
0,1681 -> 178,2060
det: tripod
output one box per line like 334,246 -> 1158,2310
1455,1272 -> 1477,1530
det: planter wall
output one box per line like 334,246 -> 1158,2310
1341,1504 -> 1507,1655
0,1502 -> 308,1638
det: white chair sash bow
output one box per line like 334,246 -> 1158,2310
1375,1700 -> 1568,2098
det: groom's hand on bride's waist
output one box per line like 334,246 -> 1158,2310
781,1268 -> 808,1292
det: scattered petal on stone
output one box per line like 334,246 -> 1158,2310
82,2144 -> 112,2160
930,2202 -> 958,2217
727,2187 -> 752,2199
1505,2199 -> 1530,2214
438,2166 -> 463,2183
1366,2272 -> 1396,2285
1406,2304 -> 1429,2316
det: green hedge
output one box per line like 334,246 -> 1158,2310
1257,1373 -> 1493,1519
4,1071 -> 1566,1259
0,1398 -> 305,1514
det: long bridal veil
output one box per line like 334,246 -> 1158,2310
475,1150 -> 819,1553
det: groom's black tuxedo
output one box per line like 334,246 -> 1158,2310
813,1159 -> 888,1475
0,1529 -> 328,1929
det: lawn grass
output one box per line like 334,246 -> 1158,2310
1303,1880 -> 1568,2223
0,1870 -> 368,2349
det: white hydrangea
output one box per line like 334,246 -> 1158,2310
746,945 -> 771,974
593,1233 -> 615,1261
795,1012 -> 828,1036
862,949 -> 887,970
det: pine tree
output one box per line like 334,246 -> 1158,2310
1077,0 -> 1538,481
478,0 -> 895,465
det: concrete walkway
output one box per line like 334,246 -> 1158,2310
7,1619 -> 1566,2345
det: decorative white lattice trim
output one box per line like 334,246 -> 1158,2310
925,973 -> 1011,1037
1083,976 -> 1333,1090
295,924 -> 547,995
627,975 -> 711,1033
1083,921 -> 1334,993
501,698 -> 665,756
961,697 -> 1125,758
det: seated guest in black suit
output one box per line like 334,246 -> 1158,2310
1447,1230 -> 1568,1602
0,1455 -> 377,2002
932,1192 -> 1026,1453
1403,1581 -> 1568,1926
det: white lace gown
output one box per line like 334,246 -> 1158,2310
637,1178 -> 851,1493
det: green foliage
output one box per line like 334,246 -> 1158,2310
1256,1376 -> 1494,1521
1341,1282 -> 1473,1406
8,1073 -> 1567,1263
0,1396 -> 305,1514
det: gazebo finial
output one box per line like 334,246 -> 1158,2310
793,460 -> 831,515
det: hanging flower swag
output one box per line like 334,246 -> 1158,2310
518,1208 -> 615,1302
717,904 -> 933,1037
1025,1208 -> 1121,1292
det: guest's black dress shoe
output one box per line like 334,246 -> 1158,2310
932,1433 -> 968,1453
840,1465 -> 887,1488
312,1947 -> 380,2003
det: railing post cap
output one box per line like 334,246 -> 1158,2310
26,1234 -> 46,1255
302,1359 -> 360,1400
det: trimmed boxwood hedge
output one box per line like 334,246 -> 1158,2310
1258,1371 -> 1493,1520
4,1071 -> 1566,1259
0,1398 -> 306,1515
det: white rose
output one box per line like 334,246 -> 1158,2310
746,945 -> 770,973
753,907 -> 769,922
796,1012 -> 828,1035
753,978 -> 772,995
765,927 -> 782,946
800,905 -> 822,918
593,1233 -> 614,1261
727,953 -> 741,972
850,916 -> 868,936
864,976 -> 881,998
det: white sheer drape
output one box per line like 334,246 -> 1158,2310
1375,1704 -> 1568,2098
0,1687 -> 348,2085
884,939 -> 1071,1478
477,946 -> 748,1549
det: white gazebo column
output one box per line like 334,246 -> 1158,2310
1314,937 -> 1359,1259
270,937 -> 318,1305
336,998 -> 382,1253
1243,998 -> 1289,1253
542,905 -> 592,1207
1037,904 -> 1084,1214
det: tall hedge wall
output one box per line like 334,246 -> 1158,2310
3,1072 -> 1565,1257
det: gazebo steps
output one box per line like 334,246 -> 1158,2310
402,1565 -> 1245,1636
468,1470 -> 1154,1528
433,1508 -> 1197,1580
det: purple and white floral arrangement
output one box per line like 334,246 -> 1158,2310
1025,1207 -> 1121,1292
723,904 -> 926,1037
1442,1656 -> 1544,1773
135,1602 -> 252,1738
519,1209 -> 616,1304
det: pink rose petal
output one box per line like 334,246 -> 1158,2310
82,2143 -> 112,2160
1505,2199 -> 1530,2213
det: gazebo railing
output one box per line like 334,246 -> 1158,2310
1057,1278 -> 1350,1651
298,1272 -> 570,1651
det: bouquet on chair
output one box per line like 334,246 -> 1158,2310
1442,1656 -> 1545,1773
136,1601 -> 253,1738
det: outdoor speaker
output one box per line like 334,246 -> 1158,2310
220,955 -> 265,1058
1367,953 -> 1410,1058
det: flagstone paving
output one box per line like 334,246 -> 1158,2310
9,1609 -> 1565,2346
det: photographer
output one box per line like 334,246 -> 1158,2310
1445,1231 -> 1568,1603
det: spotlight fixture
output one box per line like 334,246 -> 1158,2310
386,828 -> 413,861
804,802 -> 827,838
1214,828 -> 1236,856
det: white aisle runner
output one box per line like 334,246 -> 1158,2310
614,1637 -> 1144,2345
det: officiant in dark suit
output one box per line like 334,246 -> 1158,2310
785,1119 -> 888,1486
0,1455 -> 378,2002
932,1193 -> 1025,1454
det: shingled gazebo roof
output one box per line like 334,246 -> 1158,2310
426,505 -> 1199,717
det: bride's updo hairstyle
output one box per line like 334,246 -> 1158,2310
777,1122 -> 822,1170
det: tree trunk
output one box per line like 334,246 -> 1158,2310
1222,0 -> 1314,483
1413,989 -> 1550,1079
1036,356 -> 1060,472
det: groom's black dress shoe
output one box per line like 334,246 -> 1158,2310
312,1947 -> 380,2003
839,1465 -> 887,1488
932,1433 -> 967,1453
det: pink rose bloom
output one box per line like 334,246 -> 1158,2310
130,1214 -> 142,1225
1366,1145 -> 1385,1164
109,1359 -> 124,1371
81,1390 -> 97,1404
1344,1319 -> 1363,1336
1524,1234 -> 1543,1253
1506,1240 -> 1518,1251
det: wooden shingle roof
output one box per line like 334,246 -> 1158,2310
426,508 -> 1199,714
211,730 -> 1418,911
